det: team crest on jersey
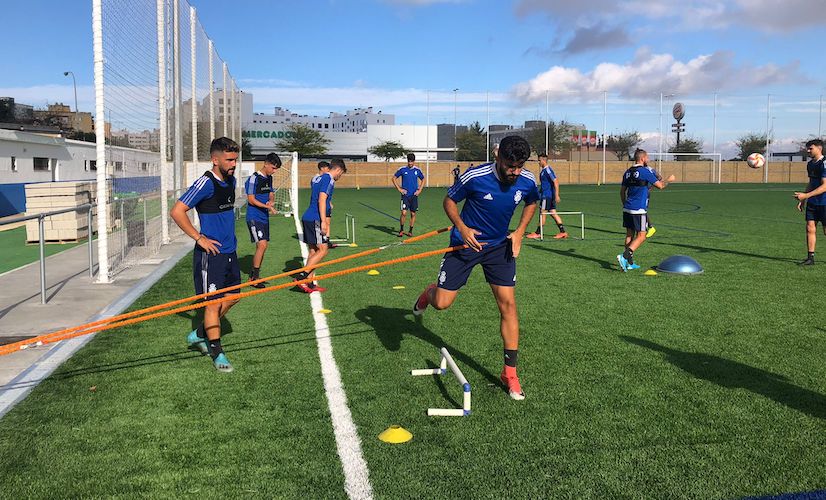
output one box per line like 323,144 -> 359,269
439,271 -> 447,285
208,283 -> 217,292
514,190 -> 523,204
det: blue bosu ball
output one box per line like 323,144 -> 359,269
657,255 -> 703,275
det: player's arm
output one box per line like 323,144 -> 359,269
553,178 -> 560,202
268,191 -> 277,214
318,192 -> 329,234
170,201 -> 220,255
620,185 -> 627,204
507,200 -> 537,258
415,176 -> 424,196
246,194 -> 270,209
392,174 -> 405,195
443,195 -> 482,251
652,174 -> 676,190
795,177 -> 826,201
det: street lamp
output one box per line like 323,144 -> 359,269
453,88 -> 459,160
63,71 -> 78,113
658,92 -> 674,168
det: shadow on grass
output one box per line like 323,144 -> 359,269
354,305 -> 500,388
621,335 -> 826,420
647,240 -> 796,263
526,243 -> 616,270
1,321 -> 369,388
364,224 -> 398,237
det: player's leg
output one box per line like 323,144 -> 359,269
413,248 -> 475,315
250,232 -> 269,288
550,208 -> 567,239
399,196 -> 407,236
527,199 -> 547,238
618,213 -> 641,271
189,253 -> 239,372
801,204 -> 818,265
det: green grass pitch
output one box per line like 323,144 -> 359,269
0,184 -> 825,498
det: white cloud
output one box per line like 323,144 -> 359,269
513,50 -> 802,101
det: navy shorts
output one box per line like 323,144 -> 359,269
401,194 -> 419,212
247,219 -> 270,243
437,241 -> 516,291
540,197 -> 557,211
623,212 -> 649,232
805,203 -> 826,223
301,219 -> 329,246
193,249 -> 241,299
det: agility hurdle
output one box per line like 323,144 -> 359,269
540,211 -> 585,240
411,347 -> 471,416
330,213 -> 356,245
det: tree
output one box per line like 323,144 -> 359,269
668,136 -> 704,160
735,133 -> 769,160
456,121 -> 487,161
526,120 -> 575,156
241,137 -> 253,159
368,140 -> 408,162
606,131 -> 642,161
274,123 -> 330,158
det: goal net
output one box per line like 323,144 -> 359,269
648,153 -> 723,184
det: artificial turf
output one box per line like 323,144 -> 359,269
0,225 -> 85,275
0,184 -> 824,498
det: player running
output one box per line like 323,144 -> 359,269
170,137 -> 241,372
244,153 -> 281,288
294,159 -> 347,292
392,153 -> 425,237
412,135 -> 539,401
794,139 -> 826,265
617,149 -> 674,272
526,152 -> 567,239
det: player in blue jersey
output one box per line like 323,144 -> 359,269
794,139 -> 826,265
393,153 -> 425,237
245,153 -> 281,288
412,135 -> 539,401
617,149 -> 674,272
170,137 -> 241,372
315,161 -> 337,248
526,152 -> 568,239
294,159 -> 347,292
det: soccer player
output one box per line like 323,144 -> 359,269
412,135 -> 539,401
526,152 -> 567,239
315,161 -> 335,247
617,148 -> 674,272
295,159 -> 347,292
452,165 -> 461,185
794,139 -> 826,265
392,153 -> 425,237
170,137 -> 241,372
245,153 -> 280,288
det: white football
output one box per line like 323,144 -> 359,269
747,153 -> 765,169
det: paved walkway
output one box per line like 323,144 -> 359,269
0,239 -> 192,417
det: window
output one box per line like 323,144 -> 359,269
89,160 -> 97,171
114,161 -> 123,171
325,124 -> 329,129
33,157 -> 50,171
141,162 -> 148,171
11,156 -> 17,172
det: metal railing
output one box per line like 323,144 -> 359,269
1,204 -> 95,304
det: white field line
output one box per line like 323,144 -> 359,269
292,213 -> 373,500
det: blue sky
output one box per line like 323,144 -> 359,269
2,0 -> 824,156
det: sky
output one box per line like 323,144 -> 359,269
1,0 -> 824,158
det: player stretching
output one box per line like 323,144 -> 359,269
617,149 -> 674,272
315,161 -> 336,248
526,152 -> 567,239
295,159 -> 347,292
794,139 -> 826,265
393,153 -> 424,237
412,135 -> 539,400
170,137 -> 241,372
245,153 -> 280,288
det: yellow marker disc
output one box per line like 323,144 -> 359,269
378,425 -> 413,444
392,285 -> 406,290
644,269 -> 658,276
349,243 -> 358,247
318,309 -> 332,314
367,270 -> 380,275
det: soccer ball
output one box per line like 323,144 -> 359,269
747,153 -> 765,169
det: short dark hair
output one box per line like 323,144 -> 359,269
264,153 -> 282,167
330,158 -> 347,173
317,160 -> 330,171
407,153 -> 416,162
806,139 -> 824,149
210,137 -> 239,155
538,152 -> 548,159
633,148 -> 647,163
498,135 -> 531,164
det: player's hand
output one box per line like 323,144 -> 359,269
321,220 -> 330,236
507,231 -> 524,258
666,174 -> 676,182
555,196 -> 561,204
197,236 -> 221,255
414,190 -> 422,196
268,207 -> 278,215
797,201 -> 804,212
459,226 -> 483,252
794,192 -> 808,202
400,189 -> 407,195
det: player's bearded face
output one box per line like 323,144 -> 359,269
497,159 -> 524,185
213,151 -> 238,177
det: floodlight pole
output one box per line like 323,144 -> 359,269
92,0 -> 109,283
602,90 -> 607,185
819,94 -> 823,139
544,90 -> 549,156
765,94 -> 771,183
486,90 -> 490,163
425,89 -> 430,185
453,88 -> 459,161
208,40 -> 215,143
712,92 -> 718,183
190,6 -> 197,164
658,92 -> 663,170
157,0 -> 169,244
63,71 -> 78,114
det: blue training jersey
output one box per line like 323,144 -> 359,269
447,163 -> 540,247
621,164 -> 659,214
394,165 -> 424,195
539,165 -> 557,198
807,157 -> 826,206
302,172 -> 334,221
179,172 -> 237,254
245,172 -> 273,223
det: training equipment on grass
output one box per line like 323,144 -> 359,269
378,425 -> 413,444
411,348 -> 471,417
392,285 -> 405,290
319,309 -> 332,314
644,269 -> 658,276
330,213 -> 357,246
367,270 -> 380,275
657,255 -> 703,275
747,153 -> 765,169
539,211 -> 585,240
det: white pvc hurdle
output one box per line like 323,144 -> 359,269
330,213 -> 356,245
411,347 -> 471,417
539,211 -> 585,240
